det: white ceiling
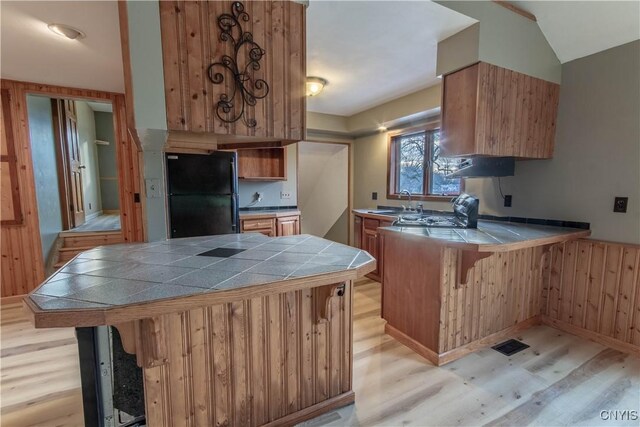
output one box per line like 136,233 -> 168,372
0,1 -> 124,93
510,1 -> 640,64
2,1 -> 637,117
306,1 -> 476,116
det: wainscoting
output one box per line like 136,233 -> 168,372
542,239 -> 640,353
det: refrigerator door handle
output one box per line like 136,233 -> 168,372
231,193 -> 238,231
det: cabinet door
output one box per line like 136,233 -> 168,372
363,229 -> 379,278
276,216 -> 300,236
354,216 -> 362,248
241,218 -> 276,237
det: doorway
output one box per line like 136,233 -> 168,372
27,95 -> 121,263
297,141 -> 350,244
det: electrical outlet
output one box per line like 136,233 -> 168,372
372,192 -> 378,200
613,197 -> 628,213
504,195 -> 512,207
280,191 -> 291,200
89,203 -> 92,210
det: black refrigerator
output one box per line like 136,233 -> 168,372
166,151 -> 239,238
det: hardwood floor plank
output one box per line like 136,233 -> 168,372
3,280 -> 639,427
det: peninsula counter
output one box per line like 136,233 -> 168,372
379,221 -> 590,365
24,233 -> 375,426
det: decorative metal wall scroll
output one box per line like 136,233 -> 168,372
207,1 -> 269,128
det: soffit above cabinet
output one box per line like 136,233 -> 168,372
158,1 -> 306,143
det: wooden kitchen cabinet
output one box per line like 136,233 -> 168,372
276,215 -> 300,236
441,62 -> 560,159
241,217 -> 276,237
354,214 -> 393,282
237,147 -> 286,181
240,212 -> 300,237
159,1 -> 305,143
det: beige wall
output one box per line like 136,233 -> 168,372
353,40 -> 640,244
298,142 -> 349,240
435,1 -> 561,83
468,40 -> 640,244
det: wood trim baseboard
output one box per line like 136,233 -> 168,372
1,295 -> 25,305
438,316 -> 542,364
384,323 -> 440,365
386,317 -> 542,366
262,391 -> 355,427
541,316 -> 640,357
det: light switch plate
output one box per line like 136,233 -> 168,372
145,178 -> 162,198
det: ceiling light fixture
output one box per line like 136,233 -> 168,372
306,77 -> 327,97
48,23 -> 86,40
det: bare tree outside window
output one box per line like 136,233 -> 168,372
390,128 -> 462,199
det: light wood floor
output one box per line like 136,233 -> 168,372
1,280 -> 638,427
69,213 -> 121,233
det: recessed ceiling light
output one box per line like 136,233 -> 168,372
306,77 -> 328,97
377,126 -> 388,132
48,23 -> 85,40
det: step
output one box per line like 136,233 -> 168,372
62,234 -> 125,248
59,246 -> 95,253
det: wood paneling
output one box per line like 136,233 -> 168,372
543,240 -> 640,349
0,88 -> 24,226
159,1 -> 306,142
441,62 -> 560,159
0,80 -> 144,298
438,246 -> 547,352
382,231 -> 551,364
124,283 -> 353,426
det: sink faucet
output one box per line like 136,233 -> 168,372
400,189 -> 413,211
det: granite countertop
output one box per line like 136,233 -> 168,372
26,233 -> 374,327
240,209 -> 301,218
380,220 -> 591,252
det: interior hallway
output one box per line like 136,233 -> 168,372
1,280 -> 638,426
67,213 -> 121,233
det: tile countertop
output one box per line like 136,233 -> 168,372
239,209 -> 301,219
25,233 -> 374,328
379,220 -> 591,252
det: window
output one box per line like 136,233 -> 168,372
387,126 -> 462,200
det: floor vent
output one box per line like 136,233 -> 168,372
492,339 -> 530,356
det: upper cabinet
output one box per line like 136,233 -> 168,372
441,62 -> 560,159
159,1 -> 306,142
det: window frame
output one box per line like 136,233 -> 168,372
386,122 -> 464,202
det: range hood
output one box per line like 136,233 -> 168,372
447,157 -> 515,178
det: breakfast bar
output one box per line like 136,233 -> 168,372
379,220 -> 591,366
24,233 -> 375,426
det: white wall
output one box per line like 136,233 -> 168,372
298,142 -> 349,239
76,101 -> 102,217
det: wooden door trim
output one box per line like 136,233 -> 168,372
0,79 -> 145,297
0,88 -> 24,226
50,99 -> 72,230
